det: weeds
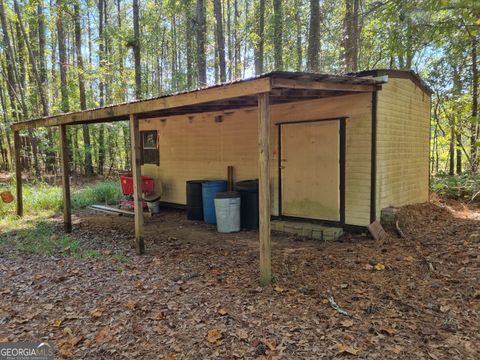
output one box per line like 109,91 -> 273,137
0,180 -> 122,216
431,172 -> 480,200
0,220 -> 81,257
0,180 -> 123,257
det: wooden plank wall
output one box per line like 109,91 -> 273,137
140,93 -> 372,226
376,78 -> 431,217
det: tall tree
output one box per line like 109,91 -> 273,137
295,0 -> 303,71
37,1 -> 55,172
471,37 -> 479,172
307,0 -> 320,72
98,0 -> 106,174
254,0 -> 265,75
344,0 -> 359,72
214,0 -> 226,82
56,0 -> 69,113
13,0 -> 48,117
133,0 -> 142,98
196,0 -> 207,85
74,1 -> 94,176
273,0 -> 283,70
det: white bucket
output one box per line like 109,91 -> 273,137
147,200 -> 161,214
214,192 -> 241,233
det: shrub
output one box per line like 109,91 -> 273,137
430,172 -> 479,200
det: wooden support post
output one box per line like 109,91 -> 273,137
13,131 -> 23,217
59,124 -> 72,233
130,114 -> 145,254
258,92 -> 271,286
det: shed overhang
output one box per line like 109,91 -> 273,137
11,72 -> 382,131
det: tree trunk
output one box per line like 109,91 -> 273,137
0,0 -> 26,119
307,0 -> 320,72
74,2 -> 94,176
273,0 -> 283,70
471,37 -> 479,173
98,0 -> 105,106
97,0 -> 105,175
233,0 -> 241,78
196,0 -> 207,86
185,1 -> 194,89
295,1 -> 302,71
133,0 -> 142,98
37,1 -> 55,173
13,0 -> 49,117
344,0 -> 359,72
456,133 -> 462,174
57,0 -> 69,113
214,0 -> 226,82
449,124 -> 455,175
0,85 -> 11,170
104,0 -> 111,104
254,0 -> 265,75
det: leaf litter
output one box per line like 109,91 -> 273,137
0,201 -> 479,359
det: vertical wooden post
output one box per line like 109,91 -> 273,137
59,124 -> 72,233
258,92 -> 271,286
130,114 -> 145,254
13,131 -> 23,217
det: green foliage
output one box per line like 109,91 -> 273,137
0,220 -> 81,256
70,181 -> 123,209
430,172 -> 480,199
113,254 -> 130,264
0,181 -> 122,216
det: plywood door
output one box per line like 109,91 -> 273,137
281,120 -> 340,220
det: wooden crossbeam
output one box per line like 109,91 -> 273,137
11,77 -> 272,131
271,77 -> 378,92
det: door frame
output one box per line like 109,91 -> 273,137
277,116 -> 347,226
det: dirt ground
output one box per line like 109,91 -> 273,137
1,199 -> 479,359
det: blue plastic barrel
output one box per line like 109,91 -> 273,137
202,180 -> 228,224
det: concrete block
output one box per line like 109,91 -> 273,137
381,207 -> 399,227
301,227 -> 313,238
311,229 -> 323,240
271,221 -> 284,232
323,227 -> 343,241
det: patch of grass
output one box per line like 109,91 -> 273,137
112,254 -> 130,264
84,249 -> 101,258
71,181 -> 123,209
0,220 -> 81,257
0,180 -> 123,258
0,180 -> 122,217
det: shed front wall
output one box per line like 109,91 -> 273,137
140,93 -> 372,226
375,77 -> 431,217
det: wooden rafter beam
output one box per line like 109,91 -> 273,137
271,77 -> 378,93
11,77 -> 272,131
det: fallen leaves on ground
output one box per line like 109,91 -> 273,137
91,307 -> 106,318
95,327 -> 113,344
207,329 -> 221,343
0,201 -> 479,358
335,342 -> 360,356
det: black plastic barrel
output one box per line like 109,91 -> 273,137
186,180 -> 204,220
235,179 -> 259,230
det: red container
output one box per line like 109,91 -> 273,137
120,175 -> 154,195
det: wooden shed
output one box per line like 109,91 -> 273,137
11,70 -> 432,284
